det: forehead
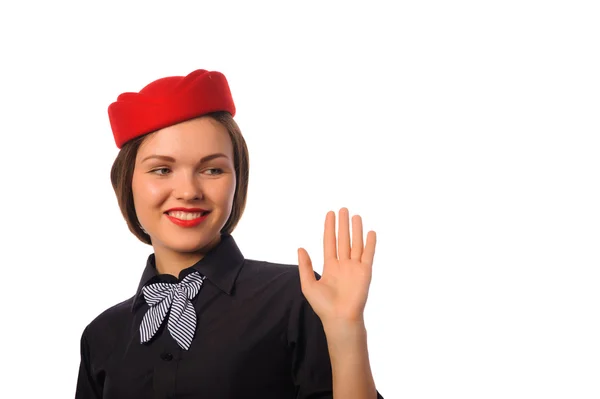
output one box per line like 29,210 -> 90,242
137,116 -> 233,160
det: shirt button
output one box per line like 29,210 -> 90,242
160,352 -> 173,361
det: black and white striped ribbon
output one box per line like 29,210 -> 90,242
140,271 -> 206,350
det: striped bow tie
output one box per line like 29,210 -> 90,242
139,271 -> 206,350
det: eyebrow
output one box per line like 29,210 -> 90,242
141,153 -> 229,164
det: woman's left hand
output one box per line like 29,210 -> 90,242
297,207 -> 377,327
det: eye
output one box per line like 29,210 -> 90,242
150,167 -> 171,176
206,168 -> 224,175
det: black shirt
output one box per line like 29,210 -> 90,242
75,233 -> 384,398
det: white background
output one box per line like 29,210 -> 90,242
1,1 -> 599,398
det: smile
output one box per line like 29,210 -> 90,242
166,210 -> 208,220
165,211 -> 210,227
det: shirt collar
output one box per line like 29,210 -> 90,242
131,233 -> 245,312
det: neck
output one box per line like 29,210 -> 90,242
153,235 -> 222,278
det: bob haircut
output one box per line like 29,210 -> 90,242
110,111 -> 249,245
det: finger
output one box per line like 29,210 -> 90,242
350,214 -> 364,261
361,230 -> 377,265
338,207 -> 351,260
297,248 -> 316,294
324,210 -> 337,260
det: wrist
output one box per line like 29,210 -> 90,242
322,318 -> 367,345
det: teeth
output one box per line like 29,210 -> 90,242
167,211 -> 205,220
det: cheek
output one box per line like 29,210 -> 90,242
220,178 -> 237,203
205,178 -> 236,205
132,178 -> 167,207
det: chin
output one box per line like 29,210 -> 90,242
166,233 -> 220,253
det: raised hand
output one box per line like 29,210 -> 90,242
297,207 -> 377,326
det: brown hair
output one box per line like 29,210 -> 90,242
110,111 -> 249,245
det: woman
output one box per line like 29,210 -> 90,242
75,69 -> 384,398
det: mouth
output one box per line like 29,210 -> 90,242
164,210 -> 210,221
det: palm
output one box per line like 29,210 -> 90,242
297,208 -> 377,325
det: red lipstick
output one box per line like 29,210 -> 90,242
164,208 -> 210,228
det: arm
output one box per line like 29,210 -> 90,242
297,208 -> 383,399
323,319 -> 377,399
75,327 -> 103,399
289,287 -> 383,399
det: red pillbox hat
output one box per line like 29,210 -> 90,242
108,69 -> 236,148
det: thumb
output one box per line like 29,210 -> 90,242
297,248 -> 316,294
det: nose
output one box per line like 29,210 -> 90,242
173,172 -> 203,201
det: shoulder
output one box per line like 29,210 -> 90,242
240,261 -> 327,347
240,258 -> 320,293
238,259 -> 323,317
231,259 -> 322,310
242,258 -> 300,278
77,296 -> 138,371
80,295 -> 135,346
242,258 -> 322,279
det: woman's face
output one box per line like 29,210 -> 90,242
132,116 -> 236,255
